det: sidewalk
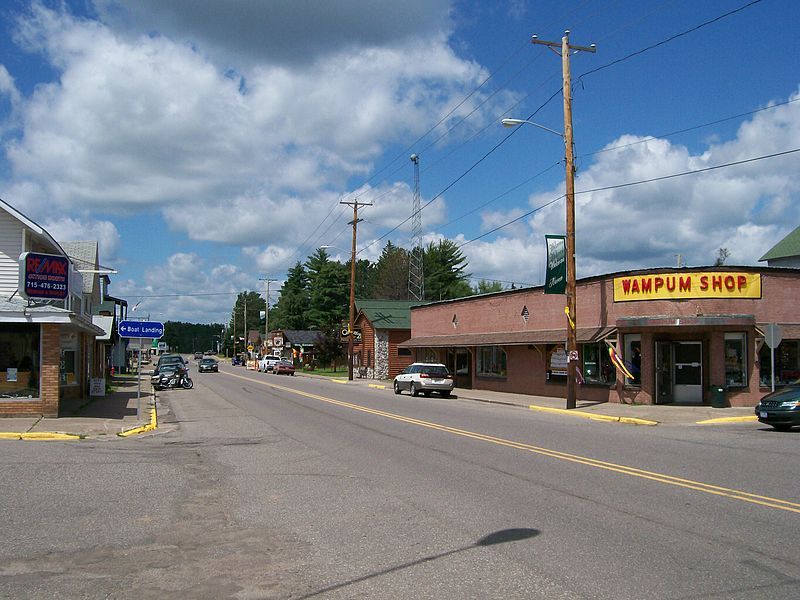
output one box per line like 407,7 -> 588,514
0,377 -> 154,440
298,371 -> 758,426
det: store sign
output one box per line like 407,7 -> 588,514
18,252 -> 70,300
613,272 -> 761,302
544,235 -> 566,295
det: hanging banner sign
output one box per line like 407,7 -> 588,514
18,252 -> 70,300
544,235 -> 566,295
613,272 -> 761,302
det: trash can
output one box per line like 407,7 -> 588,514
709,385 -> 727,408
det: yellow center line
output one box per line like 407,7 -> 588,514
224,370 -> 800,514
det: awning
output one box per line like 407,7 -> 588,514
756,323 -> 800,339
92,315 -> 115,341
399,327 -> 616,348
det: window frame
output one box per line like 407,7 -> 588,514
476,345 -> 507,379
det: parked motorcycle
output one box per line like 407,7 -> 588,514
152,365 -> 193,390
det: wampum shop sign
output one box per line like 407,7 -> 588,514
18,252 -> 70,301
613,271 -> 762,302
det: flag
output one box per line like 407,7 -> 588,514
607,343 -> 635,380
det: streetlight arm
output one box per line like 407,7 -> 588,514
501,118 -> 564,139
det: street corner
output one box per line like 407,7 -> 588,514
118,403 -> 159,437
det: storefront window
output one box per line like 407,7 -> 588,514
61,350 -> 76,385
546,345 -> 567,381
423,348 -> 438,363
477,346 -> 507,378
0,324 -> 40,398
759,339 -> 800,387
624,334 -> 642,386
581,342 -> 616,385
724,333 -> 747,387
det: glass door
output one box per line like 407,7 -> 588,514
673,341 -> 703,403
454,349 -> 472,389
655,341 -> 673,404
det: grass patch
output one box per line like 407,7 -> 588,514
306,366 -> 350,378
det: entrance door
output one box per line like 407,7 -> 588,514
454,349 -> 472,389
655,341 -> 674,404
673,341 -> 703,403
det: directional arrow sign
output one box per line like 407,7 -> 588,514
118,320 -> 165,339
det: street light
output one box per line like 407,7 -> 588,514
502,113 -> 577,410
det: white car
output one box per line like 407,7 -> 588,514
257,355 -> 282,372
393,363 -> 454,398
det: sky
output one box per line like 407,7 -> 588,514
1,0 -> 798,324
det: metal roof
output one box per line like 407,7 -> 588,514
759,225 -> 800,261
356,299 -> 426,330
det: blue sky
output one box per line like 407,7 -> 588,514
1,0 -> 798,323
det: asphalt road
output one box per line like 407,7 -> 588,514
1,360 -> 798,599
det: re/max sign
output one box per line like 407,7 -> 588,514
18,252 -> 70,301
613,272 -> 761,302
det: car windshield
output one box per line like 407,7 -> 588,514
422,366 -> 449,377
200,359 -> 216,365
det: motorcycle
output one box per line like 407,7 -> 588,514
152,366 -> 193,390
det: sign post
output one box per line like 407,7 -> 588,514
764,323 -> 782,392
118,320 -> 165,420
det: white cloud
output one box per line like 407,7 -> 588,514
3,2 -> 511,261
45,217 -> 122,262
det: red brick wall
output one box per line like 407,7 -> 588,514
0,323 -> 60,417
409,268 -> 794,406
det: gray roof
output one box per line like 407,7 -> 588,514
60,241 -> 99,294
282,330 -> 322,345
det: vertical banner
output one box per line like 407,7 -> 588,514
544,235 -> 566,295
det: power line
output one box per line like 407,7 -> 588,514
457,146 -> 800,248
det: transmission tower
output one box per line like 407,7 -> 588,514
408,154 -> 424,300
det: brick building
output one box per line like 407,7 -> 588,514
401,266 -> 800,407
0,200 -> 104,417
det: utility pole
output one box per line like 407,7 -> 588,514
533,30 -> 595,410
340,196 -> 372,380
260,277 -> 276,355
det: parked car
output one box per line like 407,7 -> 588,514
755,379 -> 800,431
198,357 -> 219,373
232,356 -> 242,366
194,352 -> 204,360
274,359 -> 295,376
393,363 -> 454,397
258,355 -> 282,372
158,354 -> 186,369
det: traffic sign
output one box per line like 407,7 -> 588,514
118,320 -> 165,339
764,323 -> 782,349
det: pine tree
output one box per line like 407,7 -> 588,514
423,240 -> 472,301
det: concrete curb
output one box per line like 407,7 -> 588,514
0,431 -> 84,441
332,379 -> 349,385
118,401 -> 158,437
368,383 -> 387,390
695,415 -> 758,424
528,404 -> 659,426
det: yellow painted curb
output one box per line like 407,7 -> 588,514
118,402 -> 158,437
528,404 -> 658,426
696,415 -> 758,424
368,384 -> 386,390
0,432 -> 22,440
332,379 -> 349,384
21,432 -> 84,440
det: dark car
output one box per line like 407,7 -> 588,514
755,379 -> 800,431
274,359 -> 295,376
232,356 -> 243,366
198,358 -> 219,373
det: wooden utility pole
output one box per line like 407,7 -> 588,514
340,197 -> 372,380
533,31 -> 595,410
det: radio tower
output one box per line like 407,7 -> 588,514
408,154 -> 424,301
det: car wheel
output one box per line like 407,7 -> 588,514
771,423 -> 792,432
423,391 -> 431,397
441,392 -> 451,398
394,380 -> 401,395
410,383 -> 419,397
